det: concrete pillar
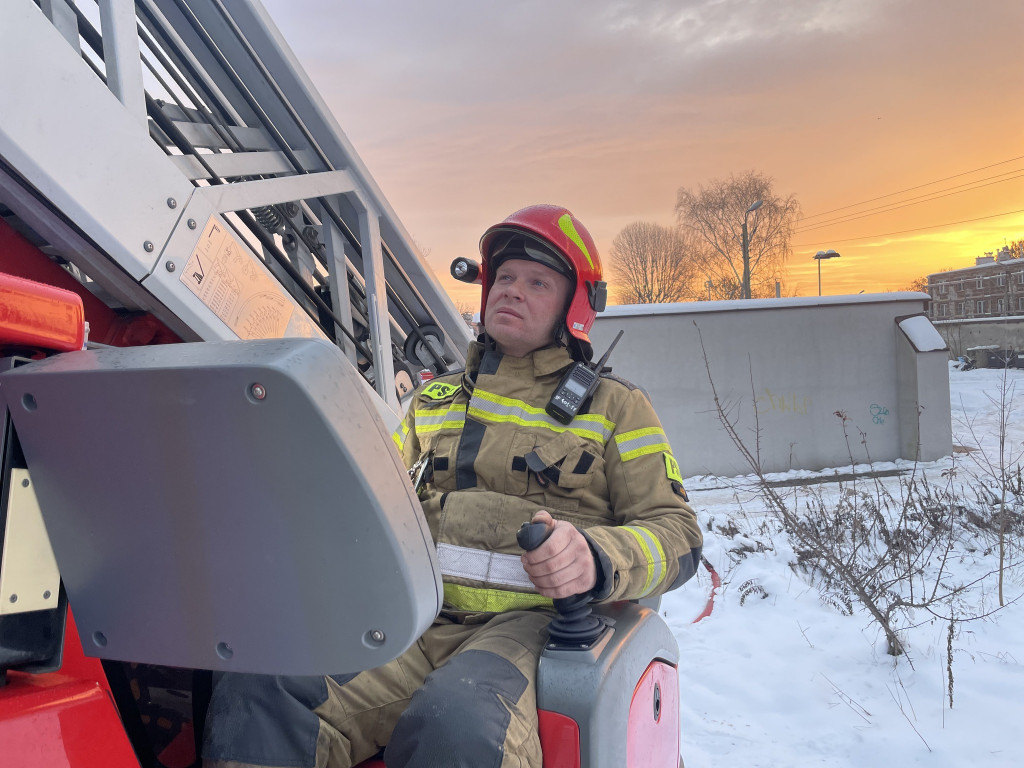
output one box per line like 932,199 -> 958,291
895,315 -> 953,462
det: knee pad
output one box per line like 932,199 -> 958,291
385,650 -> 529,768
203,673 -> 353,766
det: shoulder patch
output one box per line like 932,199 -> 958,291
421,381 -> 462,401
664,452 -> 683,484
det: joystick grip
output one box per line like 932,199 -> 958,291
516,521 -> 551,552
516,521 -> 605,647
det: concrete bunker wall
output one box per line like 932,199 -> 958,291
590,293 -> 952,479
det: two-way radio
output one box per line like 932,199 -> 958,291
545,330 -> 624,425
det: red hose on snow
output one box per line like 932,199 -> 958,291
692,556 -> 720,623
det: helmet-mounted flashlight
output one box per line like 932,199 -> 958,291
450,257 -> 481,284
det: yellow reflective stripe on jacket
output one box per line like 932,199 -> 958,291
468,388 -> 614,443
615,427 -> 671,461
414,404 -> 467,434
392,421 -> 408,453
622,525 -> 667,597
443,583 -> 553,612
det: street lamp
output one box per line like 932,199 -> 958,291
741,200 -> 763,299
814,249 -> 840,296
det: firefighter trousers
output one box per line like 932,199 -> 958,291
203,610 -> 550,768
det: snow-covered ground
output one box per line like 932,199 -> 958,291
663,365 -> 1024,767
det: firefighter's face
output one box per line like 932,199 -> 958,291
484,259 -> 571,358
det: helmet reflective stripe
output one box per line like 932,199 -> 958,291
558,213 -> 595,270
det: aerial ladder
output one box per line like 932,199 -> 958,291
0,1 -> 683,766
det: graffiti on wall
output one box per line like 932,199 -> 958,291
870,404 -> 890,424
756,388 -> 811,416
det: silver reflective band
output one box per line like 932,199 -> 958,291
436,543 -> 536,590
413,405 -> 467,435
415,408 -> 466,428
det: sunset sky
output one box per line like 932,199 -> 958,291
262,0 -> 1024,305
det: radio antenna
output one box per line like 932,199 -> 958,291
593,330 -> 624,372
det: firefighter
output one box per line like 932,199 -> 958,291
203,204 -> 703,768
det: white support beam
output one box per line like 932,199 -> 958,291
98,0 -> 147,126
39,0 -> 80,52
358,200 -> 398,411
319,199 -> 358,365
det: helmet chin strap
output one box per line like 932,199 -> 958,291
554,323 -> 593,363
479,326 -> 587,363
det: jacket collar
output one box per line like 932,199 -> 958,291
465,340 -> 575,382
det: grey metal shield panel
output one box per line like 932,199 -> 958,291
0,338 -> 441,675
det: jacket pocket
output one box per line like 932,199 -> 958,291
520,431 -> 604,513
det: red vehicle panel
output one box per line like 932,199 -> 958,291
626,660 -> 679,767
0,612 -> 139,768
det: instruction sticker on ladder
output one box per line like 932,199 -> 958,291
180,217 -> 294,339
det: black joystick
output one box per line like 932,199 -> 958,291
517,521 -> 606,647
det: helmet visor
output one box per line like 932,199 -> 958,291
487,234 -> 574,280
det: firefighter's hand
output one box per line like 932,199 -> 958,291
521,510 -> 597,598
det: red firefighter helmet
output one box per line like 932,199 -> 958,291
478,204 -> 607,359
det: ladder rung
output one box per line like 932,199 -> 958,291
169,149 -> 320,180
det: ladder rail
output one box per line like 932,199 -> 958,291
1,0 -> 470,413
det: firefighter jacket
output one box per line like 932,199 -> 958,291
392,340 -> 703,616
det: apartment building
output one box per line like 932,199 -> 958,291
927,246 -> 1024,321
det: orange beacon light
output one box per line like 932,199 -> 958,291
0,271 -> 86,352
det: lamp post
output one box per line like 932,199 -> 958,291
741,200 -> 763,299
814,249 -> 840,296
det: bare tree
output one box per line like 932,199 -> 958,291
902,276 -> 929,293
675,171 -> 800,300
608,221 -> 696,304
1006,238 -> 1024,259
